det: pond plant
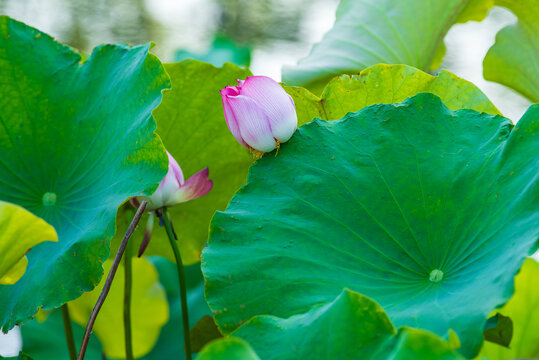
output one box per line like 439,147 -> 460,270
0,1 -> 537,359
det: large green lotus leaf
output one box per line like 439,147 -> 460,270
483,0 -> 539,102
233,289 -> 464,359
282,0 -> 493,91
113,59 -> 252,266
198,338 -> 260,360
287,64 -> 500,127
69,257 -> 168,359
21,309 -> 103,360
202,93 -> 539,357
0,201 -> 57,284
478,258 -> 539,360
141,258 -> 212,359
0,17 -> 169,330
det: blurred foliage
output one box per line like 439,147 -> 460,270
215,0 -> 308,45
0,0 -> 317,57
0,0 -> 160,53
175,36 -> 251,67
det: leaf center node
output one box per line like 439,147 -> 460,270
429,269 -> 444,283
42,192 -> 57,206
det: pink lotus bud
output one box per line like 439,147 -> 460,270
220,76 -> 298,152
137,151 -> 213,211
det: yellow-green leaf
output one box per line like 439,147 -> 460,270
0,201 -> 57,285
286,64 -> 500,127
198,338 -> 260,360
478,258 -> 539,360
69,257 -> 169,359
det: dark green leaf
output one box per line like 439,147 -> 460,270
203,93 -> 539,358
484,313 -> 513,348
190,315 -> 224,353
0,16 -> 169,330
233,289 -> 464,360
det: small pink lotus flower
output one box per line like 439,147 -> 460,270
136,151 -> 213,211
221,76 -> 298,152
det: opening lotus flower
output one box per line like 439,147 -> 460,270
132,151 -> 213,256
136,151 -> 213,212
221,75 -> 298,153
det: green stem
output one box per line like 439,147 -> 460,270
61,303 -> 78,360
159,207 -> 192,360
124,240 -> 134,360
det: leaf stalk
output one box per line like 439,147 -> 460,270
156,207 -> 192,360
61,303 -> 78,360
77,201 -> 147,360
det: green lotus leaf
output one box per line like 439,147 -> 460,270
198,338 -> 260,360
286,64 -> 500,127
233,289 -> 463,359
141,258 -> 212,359
21,308 -> 103,360
0,17 -> 170,330
282,0 -> 493,91
0,201 -> 57,284
113,59 -> 252,266
483,0 -> 539,102
202,93 -> 539,358
69,257 -> 168,359
478,258 -> 539,360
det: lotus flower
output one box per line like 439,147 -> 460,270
221,76 -> 298,152
132,151 -> 213,256
136,151 -> 213,211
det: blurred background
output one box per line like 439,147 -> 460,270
0,0 -> 534,356
0,0 -> 532,121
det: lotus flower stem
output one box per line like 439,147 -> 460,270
124,240 -> 134,360
61,303 -> 77,360
156,207 -> 192,360
78,201 -> 147,360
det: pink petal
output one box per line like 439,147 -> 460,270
167,151 -> 184,185
226,95 -> 277,152
137,151 -> 185,210
239,76 -> 297,142
221,88 -> 248,149
222,85 -> 241,96
170,167 -> 214,204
